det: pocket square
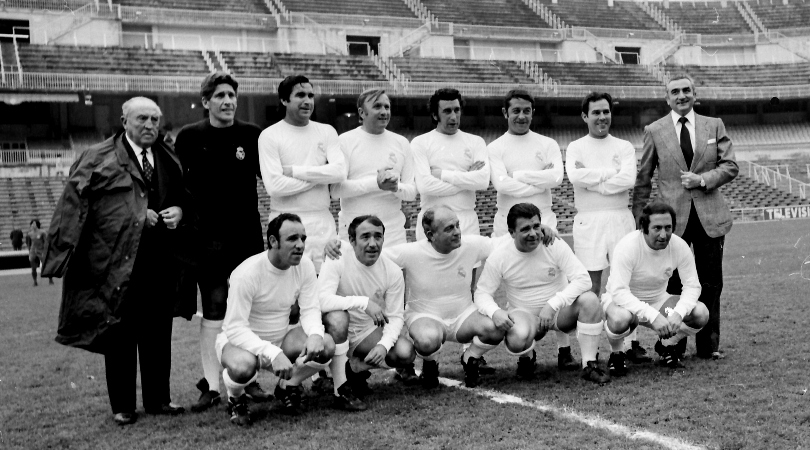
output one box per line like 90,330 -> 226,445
707,138 -> 716,144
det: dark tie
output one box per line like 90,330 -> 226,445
678,116 -> 693,168
141,149 -> 154,183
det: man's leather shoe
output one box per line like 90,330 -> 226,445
113,412 -> 137,425
145,402 -> 185,415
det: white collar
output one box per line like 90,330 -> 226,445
670,109 -> 696,128
125,133 -> 149,156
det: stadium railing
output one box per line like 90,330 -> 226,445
286,12 -> 427,31
117,5 -> 278,29
746,160 -> 808,200
0,149 -> 75,165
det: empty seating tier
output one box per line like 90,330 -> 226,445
748,1 -> 810,30
662,1 -> 752,34
420,0 -> 550,28
674,62 -> 810,87
271,53 -> 387,81
221,52 -> 284,78
17,45 -> 210,76
540,0 -> 664,31
117,0 -> 270,13
534,61 -> 661,85
392,57 -> 534,83
281,0 -> 417,17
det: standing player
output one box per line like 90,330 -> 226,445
218,214 -> 335,426
488,89 -> 563,235
565,92 -> 650,365
475,203 -> 610,384
318,215 -> 415,410
258,75 -> 347,273
332,89 -> 416,245
601,202 -> 709,371
411,88 -> 489,240
26,219 -> 53,286
175,72 -> 269,412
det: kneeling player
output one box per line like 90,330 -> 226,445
601,202 -> 709,371
475,203 -> 610,384
318,215 -> 415,410
218,214 -> 335,426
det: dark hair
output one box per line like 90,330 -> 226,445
421,205 -> 452,240
30,219 -> 41,228
506,203 -> 541,231
348,215 -> 385,241
503,89 -> 534,111
428,88 -> 465,124
639,202 -> 676,234
278,75 -> 311,103
266,213 -> 302,248
581,92 -> 613,115
200,71 -> 239,101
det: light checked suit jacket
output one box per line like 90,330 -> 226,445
632,113 -> 738,238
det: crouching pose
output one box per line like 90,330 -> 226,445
318,215 -> 416,411
475,203 -> 610,384
601,202 -> 709,373
218,214 -> 335,426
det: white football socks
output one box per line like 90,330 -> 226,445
577,321 -> 604,368
555,330 -> 572,350
662,322 -> 702,347
604,321 -> 633,353
462,336 -> 497,363
330,341 -> 349,396
200,319 -> 223,392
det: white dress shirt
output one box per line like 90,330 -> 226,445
670,109 -> 696,151
125,133 -> 153,172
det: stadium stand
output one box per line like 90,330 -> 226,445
117,0 -> 271,13
0,178 -> 66,247
271,53 -> 387,80
16,44 -> 210,76
391,57 -> 535,83
532,62 -> 661,86
727,123 -> 810,147
661,1 -> 752,34
753,157 -> 810,184
747,1 -> 810,30
674,62 -> 810,87
419,0 -> 550,28
539,0 -> 664,31
281,0 -> 417,17
220,51 -> 284,78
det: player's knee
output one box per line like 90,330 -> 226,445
312,334 -> 336,364
689,302 -> 710,327
479,321 -> 505,343
389,338 -> 416,366
505,324 -> 533,352
224,354 -> 258,383
323,311 -> 350,343
411,329 -> 442,354
606,308 -> 635,334
577,291 -> 603,321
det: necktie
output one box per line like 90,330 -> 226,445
679,116 -> 693,168
141,149 -> 154,183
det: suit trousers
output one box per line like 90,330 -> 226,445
666,202 -> 724,355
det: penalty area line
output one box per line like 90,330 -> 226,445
436,376 -> 706,450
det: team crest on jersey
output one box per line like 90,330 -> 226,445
664,267 -> 673,278
318,142 -> 325,155
464,148 -> 472,160
457,267 -> 467,278
547,268 -> 556,278
535,152 -> 544,163
388,152 -> 398,165
235,146 -> 245,160
664,307 -> 675,317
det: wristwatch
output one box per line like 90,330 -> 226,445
699,177 -> 706,188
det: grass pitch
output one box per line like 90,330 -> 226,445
1,219 -> 809,449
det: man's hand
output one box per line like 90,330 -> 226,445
491,309 -> 515,332
574,160 -> 585,169
537,305 -> 556,334
301,334 -> 326,363
377,167 -> 399,192
159,206 -> 183,229
469,160 -> 486,171
650,313 -> 672,339
282,166 -> 293,177
680,170 -> 702,189
665,310 -> 683,338
430,166 -> 442,179
364,344 -> 388,366
145,209 -> 160,228
364,290 -> 389,327
539,224 -> 559,247
323,239 -> 342,260
267,353 -> 294,380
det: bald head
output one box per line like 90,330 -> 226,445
422,205 -> 461,253
121,97 -> 161,148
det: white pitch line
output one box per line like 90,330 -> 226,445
435,376 -> 706,450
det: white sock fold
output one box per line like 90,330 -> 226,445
662,323 -> 701,347
200,319 -> 223,391
330,341 -> 349,396
222,368 -> 255,399
576,321 -> 604,368
604,321 -> 633,353
624,328 -> 639,351
417,345 -> 442,361
506,342 -> 535,357
463,336 -> 497,362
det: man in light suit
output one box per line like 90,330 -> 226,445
632,74 -> 738,361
